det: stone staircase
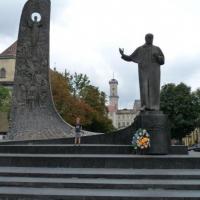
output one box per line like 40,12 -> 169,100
0,144 -> 199,199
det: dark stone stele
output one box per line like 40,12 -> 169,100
7,0 -> 73,140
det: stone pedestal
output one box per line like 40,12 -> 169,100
135,111 -> 170,155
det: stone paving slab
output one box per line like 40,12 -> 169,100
0,145 -> 133,154
0,167 -> 199,175
0,176 -> 200,185
0,153 -> 199,169
0,187 -> 199,198
0,167 -> 198,181
0,144 -> 131,147
0,153 -> 198,158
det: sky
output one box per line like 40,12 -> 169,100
1,0 -> 200,109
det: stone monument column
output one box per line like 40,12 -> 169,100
7,0 -> 73,140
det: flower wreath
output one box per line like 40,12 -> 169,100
132,128 -> 150,150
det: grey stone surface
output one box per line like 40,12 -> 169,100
119,33 -> 164,111
0,144 -> 187,156
135,111 -> 171,154
0,187 -> 200,199
0,176 -> 200,190
7,0 -> 74,140
169,145 -> 188,155
0,147 -> 197,199
0,167 -> 200,177
0,144 -> 133,154
0,152 -> 198,168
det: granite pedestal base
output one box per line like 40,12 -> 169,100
135,111 -> 170,155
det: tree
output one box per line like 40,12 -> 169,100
50,70 -> 115,133
80,85 -> 114,132
160,83 -> 199,139
0,86 -> 11,113
64,71 -> 90,98
192,88 -> 200,127
50,70 -> 94,126
81,85 -> 105,114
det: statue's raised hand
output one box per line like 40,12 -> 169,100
119,48 -> 124,56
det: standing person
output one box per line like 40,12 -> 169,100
119,33 -> 165,111
74,117 -> 82,145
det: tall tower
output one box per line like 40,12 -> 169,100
109,78 -> 119,111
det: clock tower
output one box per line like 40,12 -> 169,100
109,78 -> 119,111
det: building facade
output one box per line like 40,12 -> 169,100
107,78 -> 140,129
0,42 -> 17,88
182,128 -> 200,147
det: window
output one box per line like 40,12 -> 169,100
118,122 -> 121,128
0,68 -> 6,78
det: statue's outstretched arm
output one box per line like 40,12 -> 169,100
119,48 -> 136,62
121,54 -> 133,62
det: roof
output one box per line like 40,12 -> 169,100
117,109 -> 136,114
0,41 -> 17,59
109,78 -> 118,84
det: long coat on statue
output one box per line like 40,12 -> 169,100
122,44 -> 164,110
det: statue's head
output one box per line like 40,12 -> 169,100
145,33 -> 154,45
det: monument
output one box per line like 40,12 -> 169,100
119,33 -> 164,111
6,0 -> 176,156
119,34 -> 170,154
7,0 -> 74,140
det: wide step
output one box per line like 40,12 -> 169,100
0,176 -> 200,190
0,187 -> 199,199
0,167 -> 199,179
0,153 -> 198,168
0,145 -> 133,154
0,145 -> 196,199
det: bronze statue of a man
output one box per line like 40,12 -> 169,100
119,33 -> 165,111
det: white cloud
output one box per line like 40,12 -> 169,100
1,0 -> 200,108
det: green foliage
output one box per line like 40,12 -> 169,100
85,112 -> 115,133
80,85 -> 114,133
51,70 -> 115,133
192,89 -> 200,127
0,86 -> 11,113
81,85 -> 106,114
160,83 -> 200,139
64,71 -> 90,97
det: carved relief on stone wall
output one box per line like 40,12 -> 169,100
28,12 -> 42,47
18,84 -> 26,106
27,84 -> 37,110
39,79 -> 48,107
